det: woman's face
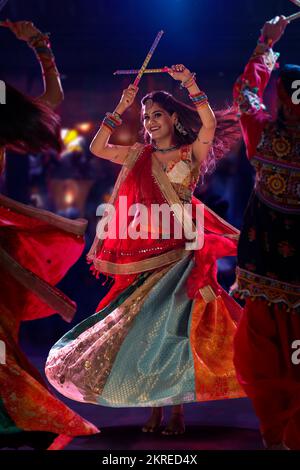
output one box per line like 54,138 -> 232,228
142,100 -> 176,142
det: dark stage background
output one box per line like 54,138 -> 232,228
1,0 -> 299,450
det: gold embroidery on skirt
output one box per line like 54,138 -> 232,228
46,262 -> 178,403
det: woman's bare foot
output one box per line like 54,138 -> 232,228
161,405 -> 185,436
161,412 -> 185,436
142,407 -> 163,433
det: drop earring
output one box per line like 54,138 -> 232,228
174,120 -> 188,136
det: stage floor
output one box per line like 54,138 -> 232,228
17,349 -> 263,451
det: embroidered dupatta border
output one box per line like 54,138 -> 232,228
0,194 -> 88,236
0,247 -> 76,322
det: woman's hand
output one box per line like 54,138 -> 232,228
2,20 -> 42,42
168,64 -> 192,82
116,84 -> 139,114
260,15 -> 289,45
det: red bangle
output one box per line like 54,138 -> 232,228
258,35 -> 273,47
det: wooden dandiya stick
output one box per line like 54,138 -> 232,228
114,67 -> 170,76
133,30 -> 164,86
287,10 -> 300,21
287,0 -> 300,20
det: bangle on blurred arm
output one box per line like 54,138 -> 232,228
258,35 -> 274,48
253,35 -> 274,56
28,32 -> 61,78
252,37 -> 280,70
27,32 -> 51,48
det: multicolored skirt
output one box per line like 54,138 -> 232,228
46,253 -> 244,407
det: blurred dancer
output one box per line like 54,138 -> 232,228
0,20 -> 98,450
233,16 -> 300,449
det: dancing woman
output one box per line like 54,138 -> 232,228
0,21 -> 98,449
46,64 -> 244,435
232,16 -> 300,449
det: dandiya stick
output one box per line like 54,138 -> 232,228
114,8 -> 300,78
287,10 -> 300,21
133,30 -> 164,86
289,0 -> 300,8
287,0 -> 300,20
114,67 -> 170,76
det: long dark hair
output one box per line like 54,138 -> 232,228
141,90 -> 240,174
0,82 -> 62,153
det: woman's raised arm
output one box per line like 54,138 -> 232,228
3,20 -> 64,109
168,64 -> 216,163
90,84 -> 139,164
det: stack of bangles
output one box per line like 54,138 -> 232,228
189,91 -> 208,109
181,73 -> 209,109
258,35 -> 274,48
27,32 -> 60,77
102,112 -> 123,133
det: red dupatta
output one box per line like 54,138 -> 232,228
87,143 -> 239,302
